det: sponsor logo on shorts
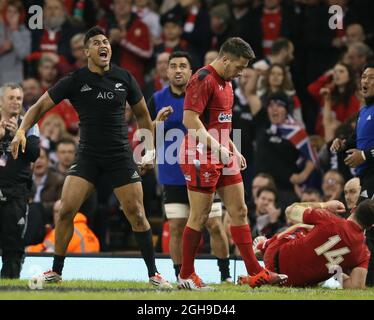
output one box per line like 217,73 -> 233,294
17,217 -> 25,225
218,112 -> 232,123
131,171 -> 140,179
203,171 -> 210,182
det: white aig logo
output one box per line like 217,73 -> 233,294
328,5 -> 343,30
28,5 -> 43,30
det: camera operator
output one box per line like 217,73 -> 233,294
0,83 -> 40,278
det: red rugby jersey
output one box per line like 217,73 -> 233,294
278,209 -> 370,287
183,65 -> 234,149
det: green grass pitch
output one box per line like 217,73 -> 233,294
0,279 -> 374,300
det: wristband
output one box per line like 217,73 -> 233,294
361,151 -> 366,161
141,149 -> 155,165
16,128 -> 25,137
363,149 -> 374,161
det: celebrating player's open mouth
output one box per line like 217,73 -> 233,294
98,49 -> 109,63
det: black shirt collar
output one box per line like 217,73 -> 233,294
168,86 -> 185,98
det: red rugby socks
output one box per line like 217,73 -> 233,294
179,226 -> 202,279
230,224 -> 263,275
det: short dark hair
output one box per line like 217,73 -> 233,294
56,137 -> 76,148
254,172 -> 277,190
362,63 -> 374,74
355,199 -> 374,229
168,51 -> 193,69
84,26 -> 106,47
271,38 -> 291,55
302,188 -> 322,199
256,186 -> 277,200
218,37 -> 255,62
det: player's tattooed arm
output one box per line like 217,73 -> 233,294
11,92 -> 55,159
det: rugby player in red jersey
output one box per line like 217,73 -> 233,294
178,37 -> 288,290
242,199 -> 373,289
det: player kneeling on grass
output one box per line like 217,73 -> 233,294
242,199 -> 373,289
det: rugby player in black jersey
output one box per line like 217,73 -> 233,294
11,27 -> 171,288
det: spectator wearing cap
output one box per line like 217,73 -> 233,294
0,0 -> 31,86
155,12 -> 186,56
247,90 -> 317,208
154,11 -> 199,70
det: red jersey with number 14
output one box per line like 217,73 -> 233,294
265,209 -> 370,287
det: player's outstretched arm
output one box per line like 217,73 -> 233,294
286,200 -> 346,223
10,92 -> 55,159
342,267 -> 367,289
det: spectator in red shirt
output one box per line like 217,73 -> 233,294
100,0 -> 152,87
260,0 -> 295,58
308,62 -> 360,137
26,0 -> 83,77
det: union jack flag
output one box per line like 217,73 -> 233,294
276,116 -> 318,167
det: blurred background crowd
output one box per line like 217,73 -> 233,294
1,0 -> 373,254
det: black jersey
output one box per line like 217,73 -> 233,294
48,64 -> 143,156
0,118 -> 40,188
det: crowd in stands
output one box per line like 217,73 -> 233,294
1,0 -> 373,254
